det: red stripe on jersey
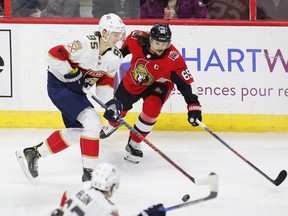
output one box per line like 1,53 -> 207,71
46,130 -> 69,153
48,45 -> 70,61
80,137 -> 99,157
97,74 -> 114,87
60,191 -> 67,207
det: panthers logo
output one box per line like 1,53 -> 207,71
132,59 -> 153,86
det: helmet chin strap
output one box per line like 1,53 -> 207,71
101,31 -> 111,48
107,184 -> 116,198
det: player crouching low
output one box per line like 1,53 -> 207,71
50,162 -> 165,216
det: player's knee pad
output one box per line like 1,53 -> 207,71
77,107 -> 102,137
61,128 -> 82,146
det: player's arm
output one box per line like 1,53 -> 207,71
120,34 -> 132,57
47,35 -> 92,76
120,30 -> 145,57
171,67 -> 202,127
47,44 -> 74,76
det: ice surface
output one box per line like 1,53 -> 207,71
1,129 -> 287,216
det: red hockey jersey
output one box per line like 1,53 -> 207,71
120,30 -> 199,104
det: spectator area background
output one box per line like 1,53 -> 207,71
0,0 -> 287,131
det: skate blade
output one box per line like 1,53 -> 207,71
124,154 -> 140,164
15,151 -> 34,181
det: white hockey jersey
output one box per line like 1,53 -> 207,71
47,34 -> 123,102
60,182 -> 118,216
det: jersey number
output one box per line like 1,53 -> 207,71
181,69 -> 192,81
113,48 -> 122,59
87,35 -> 98,49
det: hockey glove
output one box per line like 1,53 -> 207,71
51,208 -> 64,216
82,70 -> 103,89
138,203 -> 166,216
103,99 -> 123,122
187,103 -> 202,126
64,68 -> 84,94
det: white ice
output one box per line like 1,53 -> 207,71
1,128 -> 287,216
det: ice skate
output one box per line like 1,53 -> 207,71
15,143 -> 42,180
82,168 -> 93,182
124,137 -> 143,164
100,122 -> 122,139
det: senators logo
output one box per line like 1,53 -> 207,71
132,59 -> 153,86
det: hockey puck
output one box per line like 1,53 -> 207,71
182,194 -> 190,202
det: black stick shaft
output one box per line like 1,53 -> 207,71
197,120 -> 287,186
162,191 -> 217,212
86,91 -> 196,183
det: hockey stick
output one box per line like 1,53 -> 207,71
161,172 -> 218,212
84,89 -> 218,187
196,119 -> 287,186
124,173 -> 218,216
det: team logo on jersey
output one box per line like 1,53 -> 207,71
67,40 -> 82,53
83,70 -> 104,86
132,59 -> 153,86
168,51 -> 179,61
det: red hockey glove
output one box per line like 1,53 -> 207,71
187,103 -> 202,126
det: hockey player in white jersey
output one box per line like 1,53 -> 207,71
51,162 -> 165,216
15,13 -> 125,182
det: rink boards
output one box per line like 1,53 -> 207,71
0,24 -> 287,131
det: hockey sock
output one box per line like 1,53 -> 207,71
80,137 -> 99,169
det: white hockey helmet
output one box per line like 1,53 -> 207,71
91,162 -> 120,193
99,13 -> 126,38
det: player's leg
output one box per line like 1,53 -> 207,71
99,112 -> 126,139
76,107 -> 102,181
15,127 -> 82,180
124,96 -> 160,163
16,73 -> 92,180
124,84 -> 172,164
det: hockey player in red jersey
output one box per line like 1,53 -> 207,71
100,23 -> 202,164
15,13 -> 125,182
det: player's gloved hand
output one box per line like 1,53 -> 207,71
51,208 -> 64,216
138,203 -> 166,216
64,68 -> 84,94
103,99 -> 123,122
187,103 -> 202,126
82,70 -> 101,89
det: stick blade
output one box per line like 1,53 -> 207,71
195,172 -> 219,198
274,170 -> 287,186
